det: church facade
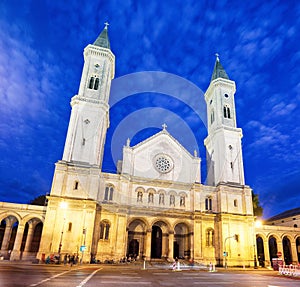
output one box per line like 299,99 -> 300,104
0,26 -> 299,267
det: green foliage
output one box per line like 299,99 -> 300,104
252,191 -> 263,217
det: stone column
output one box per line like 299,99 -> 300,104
0,221 -> 13,253
277,240 -> 283,257
145,229 -> 151,260
190,232 -> 194,259
168,232 -> 174,260
290,241 -> 298,265
22,221 -> 35,259
263,239 -> 270,267
161,233 -> 168,258
10,224 -> 25,261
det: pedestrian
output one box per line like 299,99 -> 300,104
70,254 -> 75,267
64,254 -> 68,265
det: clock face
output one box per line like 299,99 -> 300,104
154,154 -> 173,173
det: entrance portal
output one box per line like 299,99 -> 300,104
151,226 -> 162,258
128,239 -> 139,258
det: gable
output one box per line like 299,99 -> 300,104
121,130 -> 201,184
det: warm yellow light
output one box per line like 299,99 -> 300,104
59,201 -> 68,209
255,220 -> 262,228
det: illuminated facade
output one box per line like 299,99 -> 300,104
0,26 -> 299,267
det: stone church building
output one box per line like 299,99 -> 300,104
0,26 -> 299,267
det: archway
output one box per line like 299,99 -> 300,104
268,236 -> 277,266
256,236 -> 265,267
282,236 -> 292,265
151,225 -> 162,258
174,223 -> 190,259
31,222 -> 43,252
127,219 -> 147,259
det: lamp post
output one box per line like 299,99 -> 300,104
58,201 -> 68,261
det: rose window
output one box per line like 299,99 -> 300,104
154,154 -> 173,173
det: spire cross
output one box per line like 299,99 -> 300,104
104,22 -> 109,29
215,53 -> 220,62
162,123 -> 167,130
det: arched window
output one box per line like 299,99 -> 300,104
100,221 -> 110,240
159,193 -> 164,205
68,222 -> 72,232
224,105 -> 231,119
211,110 -> 215,124
170,194 -> 175,206
234,199 -> 238,207
206,228 -> 214,246
205,197 -> 212,211
180,196 -> 185,207
89,77 -> 94,89
104,185 -> 114,201
94,78 -> 99,90
148,193 -> 154,203
137,191 -> 143,202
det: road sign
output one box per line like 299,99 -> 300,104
80,245 -> 86,252
277,251 -> 282,257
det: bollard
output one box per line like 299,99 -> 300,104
142,259 -> 146,270
213,263 -> 216,272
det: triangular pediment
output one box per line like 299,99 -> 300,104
121,128 -> 201,184
130,128 -> 195,159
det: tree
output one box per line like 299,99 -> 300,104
252,191 -> 263,217
29,194 -> 47,206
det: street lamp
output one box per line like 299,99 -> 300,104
58,201 -> 68,259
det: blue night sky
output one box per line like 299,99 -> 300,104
0,0 -> 299,218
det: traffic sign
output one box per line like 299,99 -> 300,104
277,251 -> 282,257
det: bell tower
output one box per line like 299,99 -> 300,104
50,24 -> 115,200
62,23 -> 115,167
37,25 -> 115,263
204,54 -> 245,186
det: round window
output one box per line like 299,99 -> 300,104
154,154 -> 173,173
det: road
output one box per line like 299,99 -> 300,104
0,262 -> 299,287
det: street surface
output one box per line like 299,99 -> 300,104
0,262 -> 299,287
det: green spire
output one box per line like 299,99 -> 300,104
93,22 -> 110,49
210,53 -> 229,81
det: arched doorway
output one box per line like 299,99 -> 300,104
268,236 -> 277,266
256,236 -> 265,267
174,223 -> 190,259
127,219 -> 147,258
282,236 -> 292,265
128,239 -> 139,258
151,225 -> 162,258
